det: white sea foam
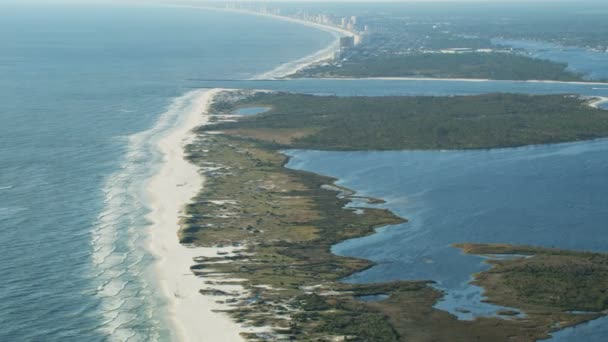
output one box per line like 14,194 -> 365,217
88,6 -> 351,341
91,92 -> 203,341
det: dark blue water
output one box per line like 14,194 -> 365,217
0,3 -> 333,341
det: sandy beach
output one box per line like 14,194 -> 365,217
588,96 -> 608,108
143,6 -> 350,342
146,89 -> 253,342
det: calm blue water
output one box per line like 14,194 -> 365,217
287,140 -> 608,283
191,78 -> 608,100
2,2 -> 607,340
0,3 -> 333,341
494,38 -> 608,81
286,139 -> 608,339
234,106 -> 270,115
281,42 -> 608,340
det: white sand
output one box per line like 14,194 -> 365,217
143,5 -> 352,341
146,89 -> 253,342
588,96 -> 608,109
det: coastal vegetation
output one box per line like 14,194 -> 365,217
294,53 -> 585,81
179,90 -> 608,341
456,244 -> 608,313
208,92 -> 608,150
182,130 -> 416,341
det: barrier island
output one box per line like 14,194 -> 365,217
181,91 -> 608,341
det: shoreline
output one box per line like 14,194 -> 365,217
588,96 -> 608,108
141,4 -> 608,340
221,9 -> 355,79
143,6 -> 350,341
299,76 -> 608,85
174,90 -> 608,340
145,89 -> 251,342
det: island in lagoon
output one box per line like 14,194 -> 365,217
176,90 -> 608,341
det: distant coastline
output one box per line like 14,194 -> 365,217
137,1 -> 356,79
212,6 -> 357,79
302,76 -> 608,85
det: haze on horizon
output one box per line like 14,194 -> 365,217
3,0 -> 606,4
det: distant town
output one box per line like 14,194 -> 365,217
207,2 -> 605,81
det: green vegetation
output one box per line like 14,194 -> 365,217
295,53 -> 585,81
182,130 -> 421,341
178,91 -> 608,341
208,92 -> 608,150
456,243 -> 608,313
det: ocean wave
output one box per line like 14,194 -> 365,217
90,91 -> 205,341
0,206 -> 27,221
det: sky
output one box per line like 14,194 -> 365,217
1,0 -> 600,3
1,0 -> 604,7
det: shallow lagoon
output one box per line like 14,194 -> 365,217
202,31 -> 608,340
285,139 -> 608,338
234,106 -> 270,115
192,77 -> 608,99
494,38 -> 608,81
229,40 -> 608,339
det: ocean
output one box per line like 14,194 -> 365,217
3,2 -> 608,341
0,3 -> 333,341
